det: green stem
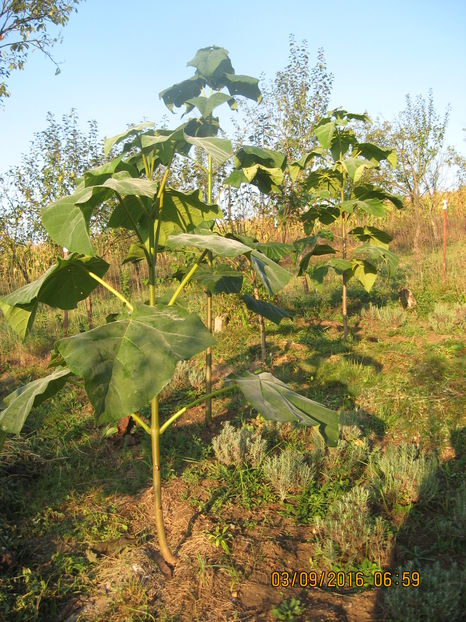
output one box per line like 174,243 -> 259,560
130,413 -> 151,435
160,386 -> 235,436
205,152 -> 214,425
88,271 -> 134,312
151,394 -> 176,565
168,249 -> 208,307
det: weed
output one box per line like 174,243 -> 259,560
272,596 -> 306,620
206,524 -> 232,556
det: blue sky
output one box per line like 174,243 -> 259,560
1,0 -> 465,176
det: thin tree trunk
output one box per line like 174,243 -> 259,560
342,213 -> 348,339
254,285 -> 267,362
86,294 -> 93,329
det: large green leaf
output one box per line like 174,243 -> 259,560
192,265 -> 243,294
351,259 -> 378,292
356,142 -> 397,168
315,121 -> 335,149
183,134 -> 232,167
254,242 -> 294,262
227,372 -> 339,446
152,189 -> 222,246
234,146 -> 286,170
0,368 -> 71,443
166,232 -> 251,257
0,300 -> 36,341
223,74 -> 262,102
159,76 -> 205,112
354,184 -> 403,210
342,157 -> 377,183
350,226 -> 392,248
242,296 -> 292,325
0,255 -> 109,338
42,185 -> 95,255
104,122 -> 154,158
250,250 -> 292,295
83,157 -> 139,187
56,304 -> 214,423
298,244 -> 336,275
184,93 -> 237,117
188,46 -> 234,82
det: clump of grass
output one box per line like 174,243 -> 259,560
384,561 -> 466,622
361,303 -> 407,329
314,486 -> 389,568
436,481 -> 466,543
262,447 -> 315,501
211,422 -> 267,468
369,444 -> 438,521
428,302 -> 465,333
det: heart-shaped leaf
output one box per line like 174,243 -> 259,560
57,304 -> 214,423
193,265 -> 243,294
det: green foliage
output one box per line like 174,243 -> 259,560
369,444 -> 439,520
211,421 -> 267,467
314,486 -> 390,568
272,596 -> 306,621
428,302 -> 465,333
262,447 -> 315,501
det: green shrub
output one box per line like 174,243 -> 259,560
212,422 -> 267,468
314,486 -> 389,567
361,303 -> 407,329
428,302 -> 466,333
384,561 -> 466,622
369,444 -> 438,519
262,447 -> 315,501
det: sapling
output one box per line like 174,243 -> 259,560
0,47 -> 340,566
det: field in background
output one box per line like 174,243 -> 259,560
0,204 -> 465,621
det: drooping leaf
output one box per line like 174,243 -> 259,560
57,304 -> 215,423
0,368 -> 71,443
42,185 -> 95,255
342,157 -> 376,183
242,296 -> 292,325
356,142 -> 397,168
159,76 -> 205,112
83,157 -> 139,187
0,255 -> 109,338
298,244 -> 336,275
183,134 -> 232,167
353,243 -> 398,270
354,184 -> 403,209
351,259 -> 378,292
234,146 -> 286,170
104,122 -> 154,158
0,300 -> 37,341
184,93 -> 237,117
193,265 -> 243,294
254,242 -> 294,262
154,189 -> 222,246
122,242 -> 148,264
315,121 -> 335,149
226,372 -> 339,446
250,250 -> 292,295
350,226 -> 392,248
223,73 -> 262,102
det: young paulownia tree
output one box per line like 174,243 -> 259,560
0,47 -> 339,565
